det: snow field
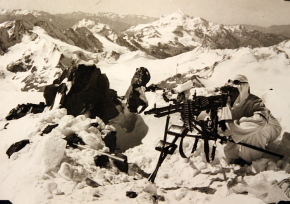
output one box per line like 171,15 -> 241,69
1,31 -> 290,203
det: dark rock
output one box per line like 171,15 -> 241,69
112,153 -> 128,173
53,69 -> 70,84
49,64 -> 119,123
126,191 -> 138,198
41,124 -> 59,136
64,134 -> 85,148
93,152 -> 128,173
34,21 -> 70,44
5,102 -> 46,120
156,195 -> 165,202
85,178 -> 100,188
94,155 -> 110,168
30,102 -> 47,114
43,84 -> 59,106
146,84 -> 162,92
191,187 -> 217,194
90,123 -> 99,128
0,200 -> 13,204
103,131 -> 117,153
93,194 -> 101,198
7,61 -> 32,73
6,139 -> 30,158
4,123 -> 9,129
43,82 -> 67,107
64,27 -> 103,53
0,20 -> 33,55
44,64 -> 121,123
0,27 -> 10,54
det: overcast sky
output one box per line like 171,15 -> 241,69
0,0 -> 290,27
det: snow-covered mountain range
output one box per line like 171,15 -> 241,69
0,9 -> 158,32
122,10 -> 288,58
0,8 -> 289,92
243,24 -> 290,38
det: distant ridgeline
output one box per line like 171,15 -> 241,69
0,9 -> 288,60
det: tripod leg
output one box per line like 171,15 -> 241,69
191,138 -> 199,153
148,116 -> 171,183
204,138 -> 210,162
148,151 -> 168,183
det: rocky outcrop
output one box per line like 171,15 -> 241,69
35,20 -> 104,53
7,61 -> 33,73
65,27 -> 103,52
34,21 -> 71,43
0,19 -> 104,55
0,26 -> 10,54
149,42 -> 195,59
7,54 -> 35,73
44,64 -> 119,123
5,102 -> 47,120
0,20 -> 34,54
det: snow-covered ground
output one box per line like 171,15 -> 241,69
1,41 -> 290,203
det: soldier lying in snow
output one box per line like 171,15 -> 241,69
162,74 -> 282,165
222,75 -> 282,164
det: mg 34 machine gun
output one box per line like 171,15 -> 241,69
144,86 -> 284,183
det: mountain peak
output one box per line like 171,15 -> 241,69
73,19 -> 98,28
174,9 -> 184,15
166,9 -> 187,19
157,9 -> 189,26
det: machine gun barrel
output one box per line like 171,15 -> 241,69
145,93 -> 228,118
231,140 -> 284,159
185,133 -> 284,159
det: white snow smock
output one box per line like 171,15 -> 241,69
224,82 -> 282,163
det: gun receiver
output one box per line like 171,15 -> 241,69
145,94 -> 228,131
145,95 -> 228,116
144,103 -> 183,117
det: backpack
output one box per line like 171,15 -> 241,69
131,67 -> 151,87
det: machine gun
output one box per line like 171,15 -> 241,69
144,89 -> 284,183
